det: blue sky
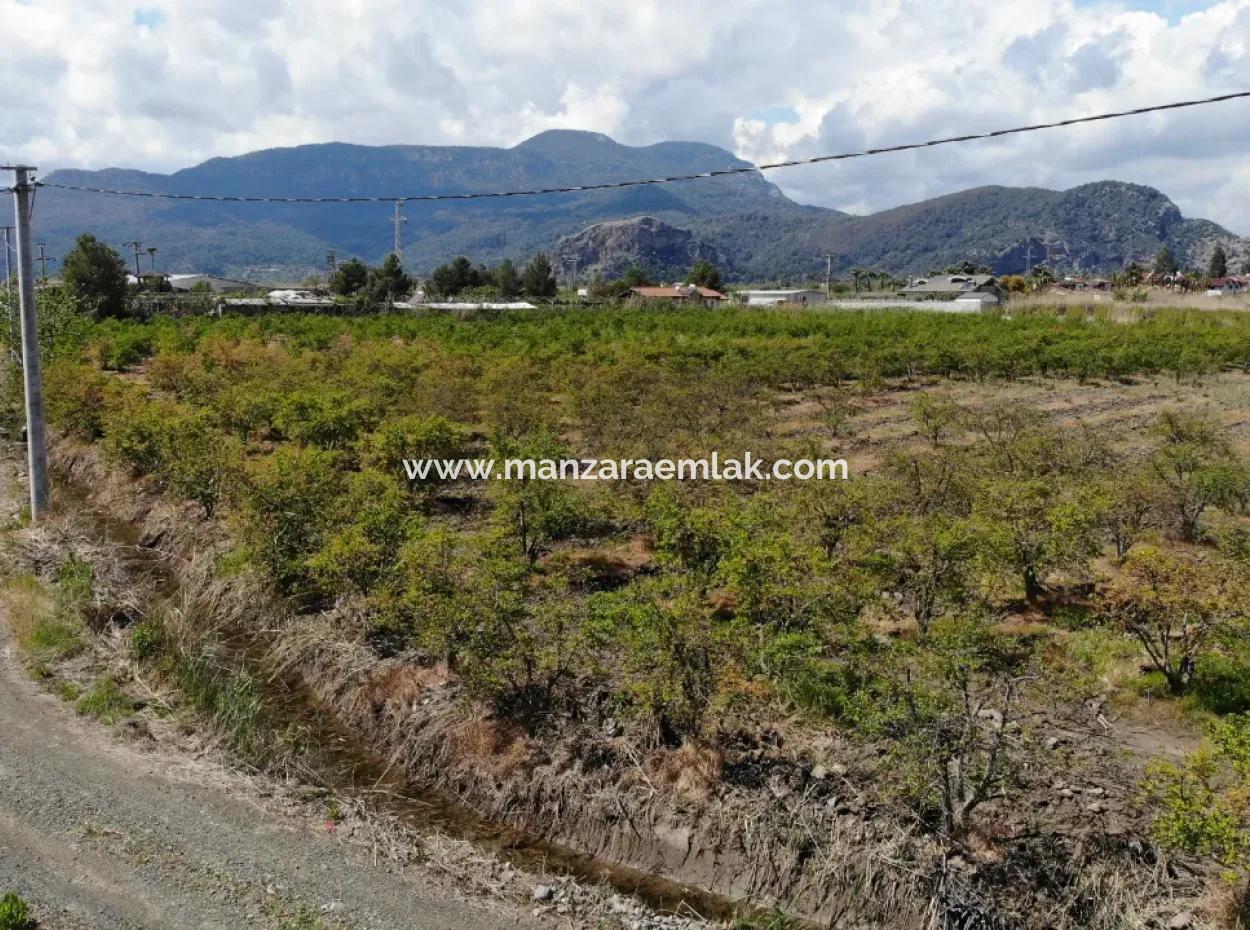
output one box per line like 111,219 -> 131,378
1085,0 -> 1218,21
132,7 -> 166,27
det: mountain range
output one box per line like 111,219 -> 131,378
31,130 -> 1250,283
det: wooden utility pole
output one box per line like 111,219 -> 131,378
123,240 -> 143,278
4,165 -> 51,519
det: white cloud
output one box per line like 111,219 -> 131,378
0,0 -> 1247,229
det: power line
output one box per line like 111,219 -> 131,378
29,91 -> 1250,205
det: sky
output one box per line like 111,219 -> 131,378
2,0 -> 1249,231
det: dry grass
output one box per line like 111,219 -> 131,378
447,717 -> 533,775
651,741 -> 725,801
0,574 -> 80,662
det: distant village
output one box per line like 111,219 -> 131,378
113,267 -> 1248,317
24,233 -> 1250,319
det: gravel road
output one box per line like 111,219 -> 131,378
0,621 -> 542,930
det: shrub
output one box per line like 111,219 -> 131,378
1189,654 -> 1250,716
43,362 -> 115,439
586,581 -> 726,742
644,485 -> 731,575
99,389 -> 178,476
356,414 -> 469,481
237,446 -> 346,592
1101,546 -> 1249,695
273,389 -> 375,449
306,470 -> 423,595
489,433 -> 598,563
1143,714 -> 1250,866
95,325 -> 154,371
162,411 -> 242,516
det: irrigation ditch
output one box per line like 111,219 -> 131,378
32,438 -> 939,929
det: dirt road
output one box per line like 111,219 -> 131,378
0,623 -> 541,930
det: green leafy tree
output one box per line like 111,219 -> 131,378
1153,246 -> 1177,276
489,432 -> 590,564
239,445 -> 345,592
687,259 -> 722,290
429,256 -> 481,297
1149,411 -> 1248,541
357,414 -> 468,485
620,264 -> 652,288
1209,244 -> 1228,278
1101,546 -> 1247,694
330,258 -> 368,296
366,253 -> 412,305
587,580 -> 723,741
61,233 -> 129,319
855,513 -> 978,636
494,259 -> 521,298
306,469 -> 423,596
974,478 -> 1103,603
521,252 -> 558,298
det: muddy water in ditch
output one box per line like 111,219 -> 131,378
55,475 -> 743,925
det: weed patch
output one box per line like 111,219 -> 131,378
75,676 -> 137,724
0,892 -> 37,930
0,576 -> 84,664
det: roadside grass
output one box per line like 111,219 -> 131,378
0,575 -> 84,668
170,645 -> 268,756
75,676 -> 138,724
0,892 -> 37,930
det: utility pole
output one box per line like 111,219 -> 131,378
825,255 -> 833,298
326,250 -> 337,275
35,243 -> 54,283
1025,241 -> 1033,276
123,240 -> 143,279
391,201 -> 406,258
4,166 -> 51,519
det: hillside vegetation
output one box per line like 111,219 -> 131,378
36,131 -> 1249,280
